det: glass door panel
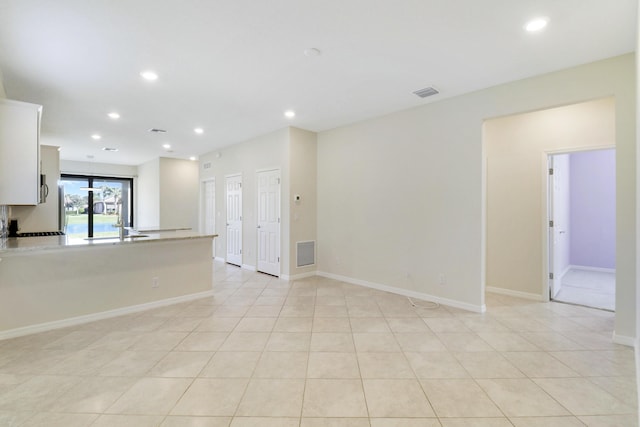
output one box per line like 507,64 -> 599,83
61,177 -> 90,239
61,175 -> 133,238
92,179 -> 128,237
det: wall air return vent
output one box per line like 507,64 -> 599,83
413,87 -> 439,98
148,128 -> 167,133
296,241 -> 316,267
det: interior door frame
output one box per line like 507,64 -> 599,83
255,167 -> 281,277
541,145 -> 615,301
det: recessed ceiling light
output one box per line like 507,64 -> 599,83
524,17 -> 548,32
304,48 -> 321,57
102,147 -> 119,152
284,110 -> 296,119
140,70 -> 159,81
162,143 -> 171,149
107,112 -> 120,119
194,127 -> 204,134
91,134 -> 102,140
189,156 -> 197,161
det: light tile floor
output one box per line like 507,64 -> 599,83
0,261 -> 637,426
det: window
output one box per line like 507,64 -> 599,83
61,174 -> 134,238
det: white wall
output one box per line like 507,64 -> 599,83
60,160 -> 137,178
200,128 -> 290,272
485,98 -> 615,298
289,127 -> 318,277
317,54 -> 635,340
159,158 -> 199,230
136,158 -> 160,229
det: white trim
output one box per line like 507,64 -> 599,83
214,256 -> 226,262
242,264 -> 257,271
0,290 -> 214,341
568,265 -> 616,274
281,271 -> 318,281
486,286 -> 546,302
318,271 -> 485,313
559,265 -> 572,280
611,332 -> 635,347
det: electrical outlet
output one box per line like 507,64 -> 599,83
152,277 -> 160,288
438,273 -> 446,286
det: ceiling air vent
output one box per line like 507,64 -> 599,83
413,87 -> 439,98
148,128 -> 167,133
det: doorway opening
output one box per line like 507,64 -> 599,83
547,148 -> 616,311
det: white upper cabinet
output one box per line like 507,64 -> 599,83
0,99 -> 42,205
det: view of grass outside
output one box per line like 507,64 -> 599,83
65,213 -> 120,239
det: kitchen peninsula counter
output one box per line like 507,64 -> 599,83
1,230 -> 216,254
0,231 -> 217,339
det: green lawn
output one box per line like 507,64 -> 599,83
66,213 -> 119,224
65,213 -> 120,238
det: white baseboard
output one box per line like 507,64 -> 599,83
0,290 -> 214,341
485,286 -> 546,302
569,265 -> 615,274
242,264 -> 257,272
214,256 -> 226,262
281,271 -> 318,281
318,271 -> 485,313
612,332 -> 636,348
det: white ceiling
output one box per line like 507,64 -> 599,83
0,0 -> 636,165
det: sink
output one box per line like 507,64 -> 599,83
84,234 -> 149,241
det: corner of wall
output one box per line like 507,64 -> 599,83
288,127 -> 318,277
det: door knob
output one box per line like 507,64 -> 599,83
257,225 -> 261,229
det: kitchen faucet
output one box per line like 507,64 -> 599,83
113,214 -> 125,241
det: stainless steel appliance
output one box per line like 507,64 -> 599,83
39,174 -> 49,204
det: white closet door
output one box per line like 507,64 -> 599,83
225,174 -> 242,266
257,169 -> 280,276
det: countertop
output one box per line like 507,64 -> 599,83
0,230 -> 217,254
